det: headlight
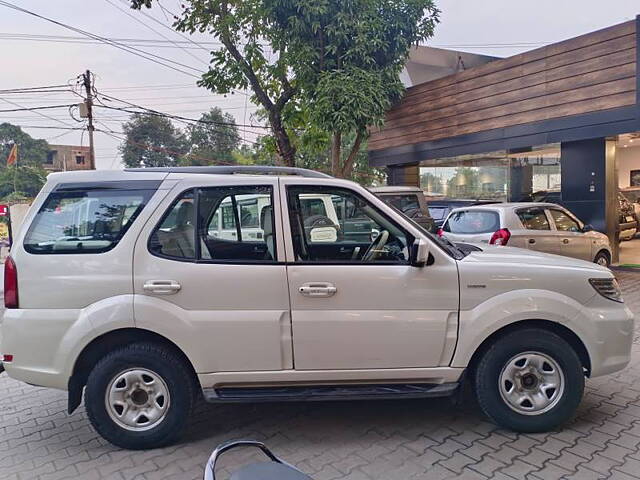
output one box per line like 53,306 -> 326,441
589,278 -> 623,303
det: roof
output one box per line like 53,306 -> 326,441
368,186 -> 422,193
449,202 -> 562,211
124,165 -> 331,178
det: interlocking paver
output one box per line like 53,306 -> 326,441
1,270 -> 640,479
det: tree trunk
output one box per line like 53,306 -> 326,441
331,132 -> 342,177
341,131 -> 364,179
269,111 -> 296,167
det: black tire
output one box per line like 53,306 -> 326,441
593,251 -> 611,267
85,342 -> 195,450
474,328 -> 584,433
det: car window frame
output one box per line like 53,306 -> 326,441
24,187 -> 156,255
546,207 -> 583,233
148,185 -> 280,265
285,184 -> 415,266
515,207 -> 551,231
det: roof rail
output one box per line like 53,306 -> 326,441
124,165 -> 332,178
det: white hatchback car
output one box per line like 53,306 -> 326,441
0,167 -> 633,450
440,203 -> 613,266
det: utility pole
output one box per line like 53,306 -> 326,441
82,70 -> 96,170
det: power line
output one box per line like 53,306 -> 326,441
0,97 -> 77,128
0,1 -> 202,78
103,0 -> 208,67
0,84 -> 71,93
0,103 -> 77,113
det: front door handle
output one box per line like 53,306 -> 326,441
299,282 -> 337,297
562,239 -> 569,244
143,280 -> 181,295
528,238 -> 536,244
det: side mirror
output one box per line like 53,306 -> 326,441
410,238 -> 430,267
583,224 -> 594,232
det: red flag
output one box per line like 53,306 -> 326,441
6,144 -> 17,166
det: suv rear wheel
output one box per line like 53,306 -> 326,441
85,342 -> 195,450
474,328 -> 584,432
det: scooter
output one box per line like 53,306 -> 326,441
204,440 -> 313,480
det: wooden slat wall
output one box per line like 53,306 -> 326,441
369,21 -> 637,152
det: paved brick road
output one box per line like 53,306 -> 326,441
2,271 -> 640,480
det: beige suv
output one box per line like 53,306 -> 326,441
0,166 -> 633,450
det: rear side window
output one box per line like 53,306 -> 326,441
24,186 -> 155,254
517,208 -> 550,230
444,210 -> 500,234
382,194 -> 420,214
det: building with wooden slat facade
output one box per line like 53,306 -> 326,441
369,17 -> 640,261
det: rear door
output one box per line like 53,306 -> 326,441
281,179 -> 459,370
133,176 -> 292,374
546,207 -> 591,261
513,207 -> 559,254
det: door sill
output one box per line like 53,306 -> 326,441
202,382 -> 459,403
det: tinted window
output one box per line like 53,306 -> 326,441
549,209 -> 581,232
288,186 -> 411,264
150,186 -> 276,262
383,194 -> 419,213
444,210 -> 500,234
24,188 -> 153,254
517,208 -> 550,230
149,190 -> 196,259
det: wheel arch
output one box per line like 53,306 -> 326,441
594,248 -> 611,263
67,327 -> 199,414
465,319 -> 591,379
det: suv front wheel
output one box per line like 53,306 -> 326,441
85,342 -> 195,450
474,328 -> 584,432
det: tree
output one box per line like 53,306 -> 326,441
131,0 -> 439,177
0,166 -> 48,199
181,108 -> 241,166
120,113 -> 187,168
421,172 -> 444,193
0,123 -> 49,167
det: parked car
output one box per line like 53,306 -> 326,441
427,198 -> 499,228
531,190 -> 638,241
0,166 -> 633,450
440,202 -> 613,266
620,187 -> 640,221
369,186 -> 436,233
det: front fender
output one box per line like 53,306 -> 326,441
451,289 -> 596,368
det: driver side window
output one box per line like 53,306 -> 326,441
287,186 -> 411,263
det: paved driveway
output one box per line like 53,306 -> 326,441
2,271 -> 640,480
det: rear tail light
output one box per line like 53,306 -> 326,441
1,354 -> 13,362
489,228 -> 511,246
437,228 -> 444,237
4,256 -> 18,309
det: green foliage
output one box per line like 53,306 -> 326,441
130,0 -> 439,177
0,166 -> 48,199
120,114 -> 188,168
0,123 -> 49,167
181,108 -> 241,166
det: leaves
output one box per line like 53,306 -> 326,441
120,113 -> 188,168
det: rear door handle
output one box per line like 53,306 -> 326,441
562,239 -> 569,244
528,238 -> 536,244
299,282 -> 337,297
143,280 -> 181,295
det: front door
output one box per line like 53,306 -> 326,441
133,177 -> 292,374
281,180 -> 459,370
547,208 -> 591,261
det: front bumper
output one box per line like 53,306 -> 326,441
577,294 -> 635,377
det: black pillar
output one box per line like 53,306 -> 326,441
560,138 -> 618,260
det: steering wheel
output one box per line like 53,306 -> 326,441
361,230 -> 389,262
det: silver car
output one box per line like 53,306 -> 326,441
441,202 -> 612,266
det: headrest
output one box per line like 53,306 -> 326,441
176,201 -> 194,227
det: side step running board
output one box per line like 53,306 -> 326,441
203,382 -> 459,403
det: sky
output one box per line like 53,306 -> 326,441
0,0 -> 638,170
